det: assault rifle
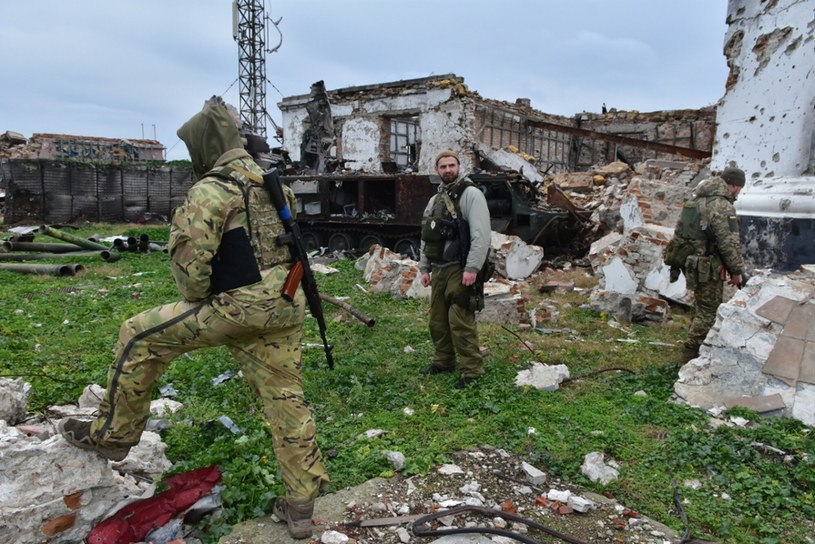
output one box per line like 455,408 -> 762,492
262,168 -> 334,369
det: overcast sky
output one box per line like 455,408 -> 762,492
0,1 -> 729,162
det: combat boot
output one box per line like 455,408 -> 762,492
58,418 -> 131,461
273,497 -> 314,539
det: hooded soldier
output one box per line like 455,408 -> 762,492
60,97 -> 328,539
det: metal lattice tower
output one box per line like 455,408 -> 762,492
232,1 -> 282,138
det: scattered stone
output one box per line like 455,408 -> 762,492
520,461 -> 547,485
515,362 -> 570,391
581,451 -> 620,485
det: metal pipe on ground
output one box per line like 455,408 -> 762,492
1,241 -> 85,253
100,250 -> 121,262
0,263 -> 85,276
112,238 -> 129,252
0,251 -> 107,261
39,225 -> 109,251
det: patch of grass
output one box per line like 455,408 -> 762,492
2,223 -> 813,544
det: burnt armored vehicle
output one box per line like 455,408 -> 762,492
281,170 -> 580,258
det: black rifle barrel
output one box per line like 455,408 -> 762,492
263,169 -> 335,370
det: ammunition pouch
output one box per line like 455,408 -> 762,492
421,216 -> 448,262
211,227 -> 262,294
663,236 -> 695,271
684,254 -> 721,291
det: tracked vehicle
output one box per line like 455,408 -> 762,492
282,170 -> 579,258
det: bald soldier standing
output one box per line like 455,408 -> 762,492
418,151 -> 491,388
667,166 -> 746,360
59,97 -> 328,539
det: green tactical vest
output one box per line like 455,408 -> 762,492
420,179 -> 474,263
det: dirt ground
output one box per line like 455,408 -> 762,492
220,446 -> 690,544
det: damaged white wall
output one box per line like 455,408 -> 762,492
669,1 -> 815,426
714,0 -> 814,178
279,77 -> 477,174
715,0 -> 815,270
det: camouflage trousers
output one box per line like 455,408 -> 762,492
428,264 -> 484,378
89,287 -> 328,501
686,278 -> 724,350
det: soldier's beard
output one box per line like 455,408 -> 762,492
441,171 -> 457,183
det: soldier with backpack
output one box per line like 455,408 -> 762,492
418,150 -> 492,389
664,167 -> 746,360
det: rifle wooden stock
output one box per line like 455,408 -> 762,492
282,261 -> 305,302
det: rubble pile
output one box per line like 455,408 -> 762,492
673,265 -> 815,425
543,158 -> 707,236
0,130 -> 38,159
357,240 -> 533,325
223,448 -> 682,544
0,380 -> 180,544
542,158 -> 709,322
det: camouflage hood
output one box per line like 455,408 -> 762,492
177,99 -> 244,179
693,175 -> 733,202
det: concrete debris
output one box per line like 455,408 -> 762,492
520,461 -> 547,486
580,451 -> 620,485
77,383 -> 105,410
358,243 -> 530,324
543,157 -> 706,322
514,362 -> 571,391
588,223 -> 689,323
0,418 -> 167,544
490,232 -> 544,280
0,377 -> 31,424
361,245 -> 428,300
0,382 -> 185,544
320,530 -> 350,544
475,143 -> 544,184
672,266 -> 815,426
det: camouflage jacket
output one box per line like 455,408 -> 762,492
674,175 -> 745,276
171,101 -> 297,304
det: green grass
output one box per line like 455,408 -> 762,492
1,223 -> 813,543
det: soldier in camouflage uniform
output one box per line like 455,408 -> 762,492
419,151 -> 491,388
669,167 -> 746,359
59,97 -> 328,539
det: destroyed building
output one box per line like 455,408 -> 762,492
0,131 -> 164,163
278,75 -> 714,176
270,76 -> 715,256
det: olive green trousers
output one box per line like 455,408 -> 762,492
428,264 -> 484,378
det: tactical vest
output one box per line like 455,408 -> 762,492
206,165 -> 293,292
421,179 -> 475,263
